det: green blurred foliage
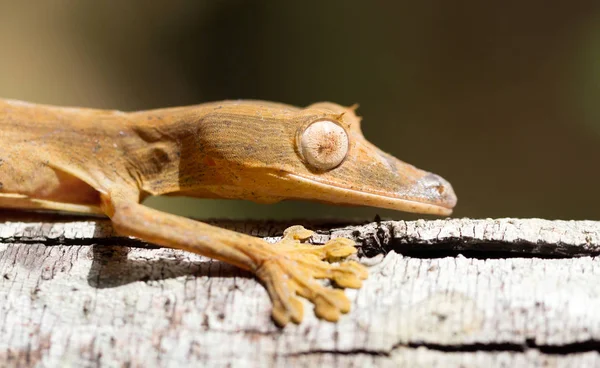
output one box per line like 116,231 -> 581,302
0,1 -> 599,220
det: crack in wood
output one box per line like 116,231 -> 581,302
286,340 -> 600,357
404,339 -> 600,355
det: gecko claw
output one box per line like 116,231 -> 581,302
256,225 -> 368,326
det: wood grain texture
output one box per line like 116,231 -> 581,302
2,214 -> 600,367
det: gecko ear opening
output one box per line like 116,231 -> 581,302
297,120 -> 349,171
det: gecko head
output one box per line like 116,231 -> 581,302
277,102 -> 457,215
196,101 -> 457,215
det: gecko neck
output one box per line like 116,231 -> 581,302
125,103 -> 219,198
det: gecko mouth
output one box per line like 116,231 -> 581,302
285,174 -> 454,216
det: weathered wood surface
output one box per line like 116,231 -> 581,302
2,213 -> 600,367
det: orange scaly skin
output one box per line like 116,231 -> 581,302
0,98 -> 457,326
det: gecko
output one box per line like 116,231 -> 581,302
0,98 -> 457,326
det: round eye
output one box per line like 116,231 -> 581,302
300,120 -> 349,170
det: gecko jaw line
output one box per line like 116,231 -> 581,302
286,173 -> 453,216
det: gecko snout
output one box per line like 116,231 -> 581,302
416,173 -> 457,209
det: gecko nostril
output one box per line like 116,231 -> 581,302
436,184 -> 445,195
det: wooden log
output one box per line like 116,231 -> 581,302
1,213 -> 600,367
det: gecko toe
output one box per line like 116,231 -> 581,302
313,289 -> 350,321
321,237 -> 358,260
282,225 -> 314,241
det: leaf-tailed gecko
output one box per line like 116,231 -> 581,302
0,99 -> 456,326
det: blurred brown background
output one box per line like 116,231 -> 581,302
0,1 -> 598,220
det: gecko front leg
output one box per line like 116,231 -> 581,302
102,192 -> 367,326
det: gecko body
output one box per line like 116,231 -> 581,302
0,98 -> 456,325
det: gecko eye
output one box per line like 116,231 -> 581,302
299,120 -> 349,171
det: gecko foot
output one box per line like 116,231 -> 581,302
255,225 -> 368,326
